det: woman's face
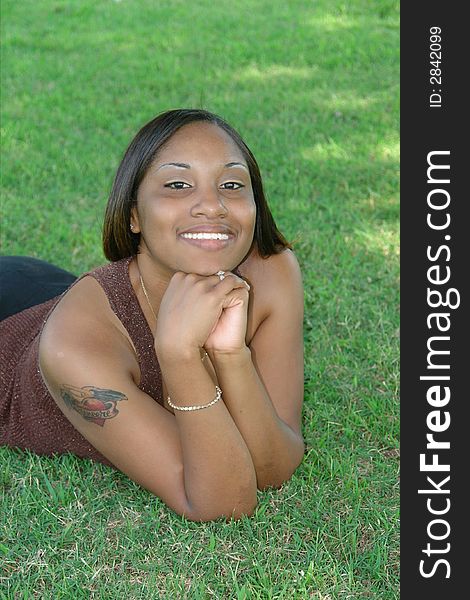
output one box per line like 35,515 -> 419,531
132,122 -> 256,278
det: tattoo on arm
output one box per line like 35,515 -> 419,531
60,384 -> 127,427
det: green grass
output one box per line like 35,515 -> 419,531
0,0 -> 399,597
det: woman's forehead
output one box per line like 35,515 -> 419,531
155,121 -> 246,163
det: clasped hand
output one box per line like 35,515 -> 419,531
155,271 -> 250,359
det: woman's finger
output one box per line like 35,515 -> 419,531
210,271 -> 250,292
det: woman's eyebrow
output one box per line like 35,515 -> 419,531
224,162 -> 249,170
156,161 -> 248,171
157,162 -> 190,170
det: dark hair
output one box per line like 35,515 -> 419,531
103,108 -> 291,261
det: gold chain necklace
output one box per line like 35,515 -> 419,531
139,274 -> 157,321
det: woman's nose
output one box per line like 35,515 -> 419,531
190,187 -> 228,218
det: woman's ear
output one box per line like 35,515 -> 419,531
130,206 -> 141,233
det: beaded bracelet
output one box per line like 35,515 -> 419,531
167,385 -> 222,412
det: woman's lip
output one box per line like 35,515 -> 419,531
177,234 -> 234,251
178,224 -> 235,235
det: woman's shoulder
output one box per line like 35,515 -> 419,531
39,272 -> 137,366
239,246 -> 302,291
239,247 -> 303,328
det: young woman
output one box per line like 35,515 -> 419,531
0,109 -> 305,521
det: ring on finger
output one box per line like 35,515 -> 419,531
216,270 -> 226,281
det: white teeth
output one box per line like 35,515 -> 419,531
181,232 -> 230,240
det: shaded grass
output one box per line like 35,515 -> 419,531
1,0 -> 399,597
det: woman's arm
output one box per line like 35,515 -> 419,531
156,348 -> 258,518
208,348 -> 304,490
39,275 -> 257,522
207,250 -> 305,489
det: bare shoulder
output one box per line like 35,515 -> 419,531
39,275 -> 138,380
239,248 -> 303,318
241,247 -> 301,284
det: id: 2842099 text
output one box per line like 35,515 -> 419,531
429,26 -> 443,108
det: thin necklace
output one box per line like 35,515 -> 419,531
139,274 -> 157,321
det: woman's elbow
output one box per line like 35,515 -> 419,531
257,436 -> 305,491
177,478 -> 258,522
180,494 -> 258,522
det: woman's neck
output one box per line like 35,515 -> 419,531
130,254 -> 170,322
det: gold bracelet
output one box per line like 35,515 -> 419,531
167,385 -> 222,412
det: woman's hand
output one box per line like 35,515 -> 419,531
155,271 -> 250,360
203,273 -> 250,355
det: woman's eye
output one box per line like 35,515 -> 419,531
221,182 -> 244,190
164,181 -> 191,190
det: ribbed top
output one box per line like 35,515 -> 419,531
0,257 -> 163,467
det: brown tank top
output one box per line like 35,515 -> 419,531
0,257 -> 163,468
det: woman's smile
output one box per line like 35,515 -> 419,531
178,223 -> 236,252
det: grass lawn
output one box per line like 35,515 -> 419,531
0,0 -> 399,598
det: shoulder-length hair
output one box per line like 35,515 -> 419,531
103,108 -> 291,261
